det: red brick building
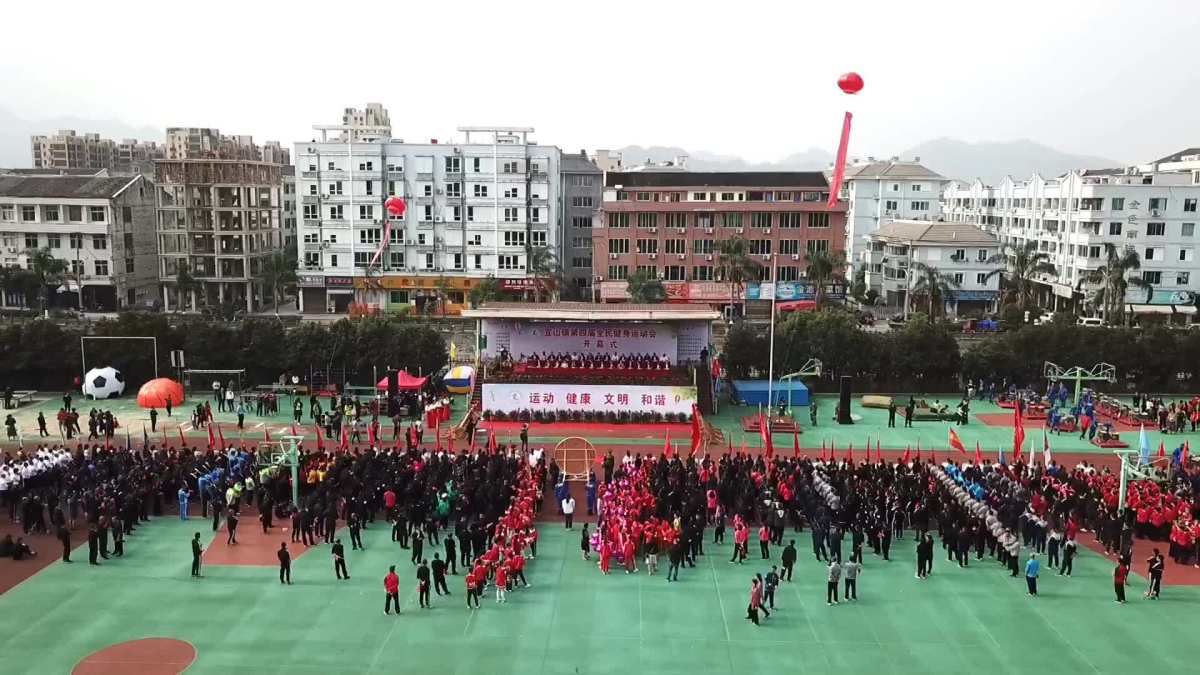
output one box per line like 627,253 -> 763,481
593,172 -> 847,304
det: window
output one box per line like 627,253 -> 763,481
25,234 -> 37,249
636,265 -> 658,277
664,239 -> 686,255
884,200 -> 898,211
952,273 -> 964,285
1111,197 -> 1125,211
94,260 -> 109,276
531,231 -> 547,247
779,213 -> 803,229
1142,271 -> 1161,284
666,213 -> 687,229
328,181 -> 343,195
452,253 -> 463,270
359,205 -> 374,220
608,213 -> 629,228
720,192 -> 735,201
722,213 -> 743,228
777,266 -> 799,281
473,184 -> 488,197
1108,222 -> 1122,236
663,265 -> 686,281
466,206 -> 475,222
330,205 -> 344,220
417,233 -> 426,245
911,201 -> 930,211
779,240 -> 800,255
691,192 -> 707,201
329,254 -> 338,267
501,161 -> 519,174
1178,272 -> 1190,285
473,255 -> 482,269
976,273 -> 988,285
423,184 -> 433,197
911,184 -> 923,192
808,213 -> 830,228
444,156 -> 461,173
571,175 -> 594,187
571,196 -> 594,208
364,181 -> 375,196
21,206 -> 36,222
749,240 -> 771,255
636,192 -> 652,202
44,205 -> 60,221
976,249 -> 989,262
0,204 -> 12,221
1144,247 -> 1159,261
1180,249 -> 1194,262
450,206 -> 462,222
571,256 -> 592,269
749,213 -> 771,228
806,239 -> 829,254
353,252 -> 372,268
691,265 -> 714,281
637,213 -> 658,228
608,239 -> 629,254
68,206 -> 82,222
572,216 -> 592,229
92,235 -> 107,250
503,231 -> 526,247
359,228 -> 381,244
445,182 -> 461,198
69,233 -> 83,249
530,207 -> 541,223
70,260 -> 83,275
503,208 -> 518,223
636,239 -> 658,255
504,187 -> 519,199
1149,198 -> 1167,211
1185,199 -> 1197,213
891,184 -> 900,192
469,234 -> 483,246
607,265 -> 628,280
694,239 -> 715,255
125,258 -> 135,274
1182,223 -> 1195,237
389,252 -> 405,268
1147,222 -> 1165,236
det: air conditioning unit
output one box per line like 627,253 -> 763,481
705,255 -> 713,262
736,228 -> 744,234
677,254 -> 685,260
649,227 -> 658,233
705,227 -> 714,234
610,253 -> 618,260
676,227 -> 685,234
791,254 -> 800,261
764,229 -> 771,235
649,253 -> 657,260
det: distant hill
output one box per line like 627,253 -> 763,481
0,107 -> 163,168
610,139 -> 1125,185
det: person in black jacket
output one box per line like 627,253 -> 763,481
348,513 -> 363,551
411,530 -> 424,565
332,539 -> 349,580
191,532 -> 203,577
781,540 -> 797,581
87,525 -> 100,566
58,524 -> 72,563
667,541 -> 684,582
443,534 -> 456,574
416,559 -> 431,607
431,553 -> 449,595
278,542 -> 292,584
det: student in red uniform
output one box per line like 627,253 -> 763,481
511,551 -> 528,587
758,524 -> 771,559
623,537 -> 637,574
495,563 -> 509,603
1114,561 -> 1128,603
465,571 -> 480,609
599,539 -> 612,575
384,565 -> 401,615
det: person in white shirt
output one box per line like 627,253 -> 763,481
561,495 -> 576,529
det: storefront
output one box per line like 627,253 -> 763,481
297,274 -> 325,314
352,275 -> 476,316
1126,290 -> 1197,325
325,276 -> 355,313
949,289 -> 1000,317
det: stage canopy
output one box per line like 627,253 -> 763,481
732,379 -> 810,406
375,370 -> 428,391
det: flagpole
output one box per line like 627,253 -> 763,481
766,253 -> 779,416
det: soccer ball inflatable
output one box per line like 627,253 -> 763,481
83,366 -> 126,399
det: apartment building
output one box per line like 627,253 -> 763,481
293,124 -> 562,315
31,130 -> 163,173
0,174 -> 158,310
841,158 -> 947,269
340,104 -> 392,142
862,220 -> 1001,317
559,152 -> 602,297
165,128 -> 262,161
155,160 -> 283,313
281,165 -> 297,250
594,172 -> 847,306
943,157 -> 1200,318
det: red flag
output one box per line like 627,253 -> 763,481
593,449 -> 604,466
290,423 -> 298,437
339,423 -> 348,451
915,439 -> 921,462
314,424 -> 325,452
847,443 -> 854,464
435,419 -> 442,452
178,425 -> 186,448
488,430 -> 498,454
207,424 -> 215,450
902,445 -> 911,464
826,111 -> 853,209
216,423 -> 225,449
663,429 -> 673,460
1184,441 -> 1190,466
689,404 -> 703,457
759,413 -> 774,460
948,427 -> 966,455
975,441 -> 983,466
1157,441 -> 1166,459
875,439 -> 882,464
793,429 -> 801,458
264,428 -> 272,443
1012,403 -> 1025,459
368,421 -> 377,447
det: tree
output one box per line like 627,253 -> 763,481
258,248 -> 298,313
625,268 -> 666,304
804,249 -> 847,307
468,275 -> 500,307
527,246 -> 559,303
24,247 -> 67,314
434,274 -> 453,317
1080,244 -> 1150,326
175,261 -> 200,311
0,267 -> 41,309
717,237 -> 760,319
909,262 -> 960,322
985,241 -> 1056,310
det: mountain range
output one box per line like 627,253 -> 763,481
610,138 -> 1124,185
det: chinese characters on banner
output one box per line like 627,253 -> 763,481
483,383 -> 696,416
509,322 -> 678,360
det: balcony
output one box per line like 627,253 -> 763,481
301,196 -> 321,205
416,172 -> 434,181
301,171 -> 319,179
444,171 -> 464,181
387,169 -> 404,178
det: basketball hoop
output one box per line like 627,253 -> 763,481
553,436 -> 596,481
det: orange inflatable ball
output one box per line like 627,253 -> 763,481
137,377 -> 185,408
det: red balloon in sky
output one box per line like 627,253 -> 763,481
838,72 -> 864,94
385,196 -> 407,216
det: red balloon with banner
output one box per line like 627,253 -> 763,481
384,196 -> 406,216
372,197 -> 407,268
827,72 -> 864,210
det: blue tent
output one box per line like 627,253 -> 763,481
731,379 -> 810,406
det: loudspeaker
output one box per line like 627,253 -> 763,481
837,375 -> 853,425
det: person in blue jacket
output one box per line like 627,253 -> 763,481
1025,553 -> 1040,596
585,471 -> 598,516
178,485 -> 190,520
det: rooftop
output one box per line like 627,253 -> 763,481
843,161 -> 945,180
1152,147 -> 1200,164
0,175 -> 141,200
605,171 -> 828,189
462,301 -> 720,322
870,220 -> 998,246
561,153 -> 601,174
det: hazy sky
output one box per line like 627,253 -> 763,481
2,0 -> 1197,163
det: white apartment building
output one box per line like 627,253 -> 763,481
841,159 -> 947,270
943,161 -> 1200,319
0,175 -> 159,310
862,220 -> 1001,317
293,125 -> 561,315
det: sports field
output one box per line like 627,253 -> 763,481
0,516 -> 1194,674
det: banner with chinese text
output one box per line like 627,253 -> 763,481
483,383 -> 696,415
509,322 -> 677,360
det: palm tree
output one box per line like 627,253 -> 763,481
258,248 -> 298,313
983,241 -> 1056,310
717,237 -> 760,319
909,262 -> 960,322
24,247 -> 67,315
527,246 -> 559,303
468,275 -> 500,307
625,268 -> 666,304
1079,244 -> 1150,326
804,249 -> 847,307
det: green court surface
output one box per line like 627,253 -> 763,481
0,521 -> 1193,674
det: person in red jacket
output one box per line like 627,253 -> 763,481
599,539 -> 612,575
1114,562 -> 1128,603
623,538 -> 637,574
465,572 -> 479,609
731,523 -> 749,564
494,563 -> 508,603
758,524 -> 771,559
384,565 -> 400,615
511,552 -> 528,587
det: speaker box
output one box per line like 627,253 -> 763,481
837,375 -> 853,425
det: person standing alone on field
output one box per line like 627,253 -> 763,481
191,532 -> 203,577
562,494 -> 575,529
332,538 -> 349,580
1114,560 -> 1128,603
384,565 -> 400,615
1025,553 -> 1040,596
278,542 -> 292,584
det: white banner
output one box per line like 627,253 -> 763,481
483,383 -> 696,415
508,321 -> 678,361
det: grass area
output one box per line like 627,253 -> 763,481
0,520 -> 1192,674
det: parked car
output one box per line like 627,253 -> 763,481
1076,317 -> 1104,327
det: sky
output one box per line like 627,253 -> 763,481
1,0 -> 1198,164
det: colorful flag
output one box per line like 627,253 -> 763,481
488,430 -> 498,454
948,427 -> 966,455
1184,441 -> 1191,466
1042,428 -> 1052,466
339,423 -> 349,451
901,445 -> 911,464
759,413 -> 774,460
1013,403 -> 1025,460
663,429 -> 673,460
216,423 -> 225,449
367,422 -> 376,447
1157,440 -> 1166,459
793,428 -> 801,459
207,424 -> 215,450
689,404 -> 703,457
974,441 -> 983,466
314,424 -> 325,452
